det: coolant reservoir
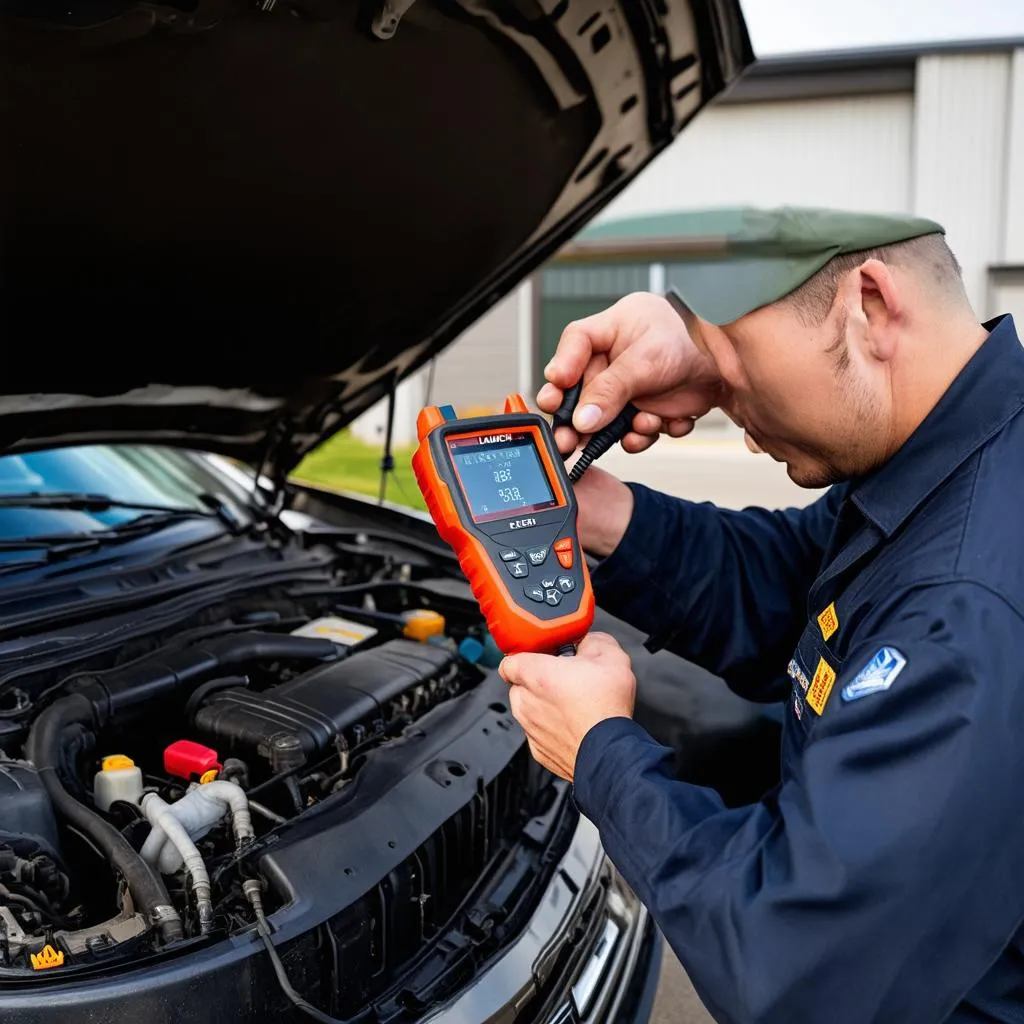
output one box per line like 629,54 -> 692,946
94,754 -> 143,813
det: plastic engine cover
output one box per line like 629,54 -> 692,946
192,639 -> 455,769
0,759 -> 61,859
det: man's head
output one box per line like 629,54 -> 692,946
670,209 -> 981,488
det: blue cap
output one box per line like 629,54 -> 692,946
458,636 -> 484,664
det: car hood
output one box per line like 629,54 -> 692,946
0,0 -> 753,478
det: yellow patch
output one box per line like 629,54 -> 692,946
31,945 -> 65,970
817,602 -> 839,641
807,658 -> 837,715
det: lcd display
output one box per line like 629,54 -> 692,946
448,432 -> 559,523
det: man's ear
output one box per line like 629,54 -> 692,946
855,258 -> 901,363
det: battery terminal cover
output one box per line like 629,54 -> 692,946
164,740 -> 222,782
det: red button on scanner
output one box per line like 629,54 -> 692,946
553,538 -> 574,569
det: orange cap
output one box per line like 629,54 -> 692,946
402,609 -> 446,642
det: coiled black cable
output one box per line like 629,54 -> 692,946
568,402 -> 641,483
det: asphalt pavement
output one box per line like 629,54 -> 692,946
599,435 -> 821,1023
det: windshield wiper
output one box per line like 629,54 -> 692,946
0,491 -> 217,514
0,508 -> 225,556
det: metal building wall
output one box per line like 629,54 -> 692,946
1005,49 -> 1024,265
351,44 -> 1024,449
426,290 -> 522,416
913,52 -> 1014,314
598,93 -> 915,218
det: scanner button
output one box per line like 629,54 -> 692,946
499,548 -> 521,562
553,538 -> 574,569
523,585 -> 545,603
544,589 -> 563,607
506,561 -> 530,579
556,575 -> 575,593
526,546 -> 548,566
540,577 -> 556,590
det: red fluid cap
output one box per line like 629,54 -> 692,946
164,740 -> 221,781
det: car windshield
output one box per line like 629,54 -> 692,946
0,445 -> 253,541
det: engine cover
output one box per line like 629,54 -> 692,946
0,758 -> 60,860
192,640 -> 456,770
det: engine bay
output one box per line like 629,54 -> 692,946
0,521 -> 527,981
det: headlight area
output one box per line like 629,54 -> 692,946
0,555 -> 580,1019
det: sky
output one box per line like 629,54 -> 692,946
740,0 -> 1024,55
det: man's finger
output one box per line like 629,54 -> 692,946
666,417 -> 695,438
536,382 -> 562,413
574,358 -> 635,434
547,319 -> 604,389
499,652 -> 553,689
577,631 -> 624,658
553,425 -> 579,455
632,410 -> 663,435
621,431 -> 659,454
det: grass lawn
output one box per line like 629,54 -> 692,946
291,430 -> 427,511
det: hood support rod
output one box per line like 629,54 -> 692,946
378,373 -> 398,506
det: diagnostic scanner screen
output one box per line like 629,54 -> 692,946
448,432 -> 559,523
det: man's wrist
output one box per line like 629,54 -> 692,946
576,470 -> 635,559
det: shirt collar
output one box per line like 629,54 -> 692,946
850,314 -> 1024,537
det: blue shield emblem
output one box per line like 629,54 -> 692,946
841,647 -> 907,702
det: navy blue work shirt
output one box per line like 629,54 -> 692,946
574,315 -> 1024,1023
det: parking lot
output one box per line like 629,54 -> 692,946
600,437 -> 821,1023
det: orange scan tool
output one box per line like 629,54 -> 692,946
412,394 -> 594,656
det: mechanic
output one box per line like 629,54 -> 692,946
498,207 -> 1024,1024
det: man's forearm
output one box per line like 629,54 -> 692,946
587,483 -> 840,692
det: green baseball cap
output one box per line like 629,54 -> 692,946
663,206 -> 945,325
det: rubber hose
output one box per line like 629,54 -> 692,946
142,793 -> 214,936
24,695 -> 184,944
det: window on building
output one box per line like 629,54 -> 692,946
537,262 -> 650,389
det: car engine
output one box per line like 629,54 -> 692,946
0,523 -> 536,989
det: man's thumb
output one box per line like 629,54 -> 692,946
573,362 -> 632,434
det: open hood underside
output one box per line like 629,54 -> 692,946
0,0 -> 753,476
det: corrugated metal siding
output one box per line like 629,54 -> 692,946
428,290 -> 521,415
991,272 -> 1024,328
913,53 -> 1012,313
1003,50 -> 1024,263
537,263 -> 650,376
598,93 -> 914,219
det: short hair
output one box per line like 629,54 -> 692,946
783,232 -> 964,325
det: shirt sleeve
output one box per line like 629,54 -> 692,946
573,580 -> 1024,1024
590,483 -> 843,698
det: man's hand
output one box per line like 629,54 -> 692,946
537,291 -> 722,456
499,632 -> 635,782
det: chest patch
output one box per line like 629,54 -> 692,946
817,602 -> 839,641
787,658 -> 810,692
807,657 -> 837,715
841,647 -> 907,702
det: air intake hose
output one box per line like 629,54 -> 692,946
72,632 -> 339,719
24,695 -> 184,944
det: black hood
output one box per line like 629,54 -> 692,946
0,0 -> 753,477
